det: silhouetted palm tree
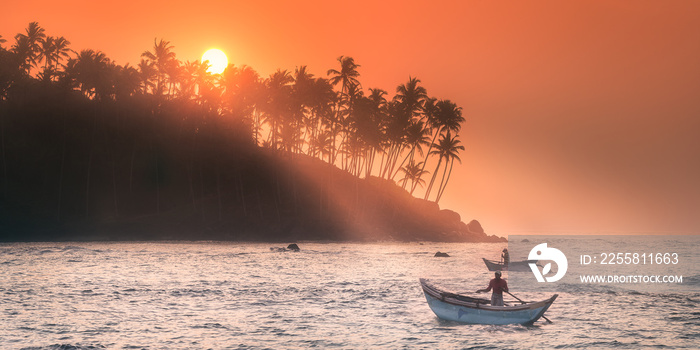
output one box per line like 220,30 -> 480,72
37,36 -> 72,82
327,56 -> 361,163
380,77 -> 428,179
399,160 -> 429,190
305,78 -> 336,160
292,65 -> 315,153
413,99 -> 464,195
327,56 -> 361,96
392,120 -> 430,180
395,76 -> 427,120
141,38 -> 177,98
13,22 -> 45,75
262,69 -> 293,150
220,64 -> 262,143
137,59 -> 156,94
425,131 -> 464,203
65,49 -> 114,100
114,64 -> 141,100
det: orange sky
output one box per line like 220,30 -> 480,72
3,1 -> 700,235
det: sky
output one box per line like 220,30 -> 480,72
3,1 -> 700,236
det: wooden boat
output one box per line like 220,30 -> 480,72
482,258 -> 534,272
419,278 -> 557,325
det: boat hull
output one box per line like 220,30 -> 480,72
482,258 -> 533,272
420,279 -> 557,325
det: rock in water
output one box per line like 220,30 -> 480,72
434,251 -> 450,257
287,243 -> 300,251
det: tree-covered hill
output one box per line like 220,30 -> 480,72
0,22 -> 503,242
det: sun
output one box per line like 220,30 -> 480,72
202,48 -> 228,74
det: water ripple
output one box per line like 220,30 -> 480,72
1,241 -> 698,349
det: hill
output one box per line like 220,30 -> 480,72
0,79 -> 503,243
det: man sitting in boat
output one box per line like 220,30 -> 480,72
476,271 -> 509,306
501,248 -> 510,267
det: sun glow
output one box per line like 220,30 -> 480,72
202,48 -> 228,74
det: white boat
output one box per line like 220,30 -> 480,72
419,278 -> 557,325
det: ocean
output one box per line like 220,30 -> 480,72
1,239 -> 698,349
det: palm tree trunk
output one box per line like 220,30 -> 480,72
391,143 -> 417,180
386,144 -> 403,180
436,158 -> 455,203
380,143 -> 396,179
412,129 -> 440,194
435,158 -> 450,204
424,157 -> 442,201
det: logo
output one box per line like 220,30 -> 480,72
528,243 -> 568,282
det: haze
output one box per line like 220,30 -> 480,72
3,0 -> 699,235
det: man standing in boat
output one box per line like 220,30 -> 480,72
501,248 -> 510,267
476,271 -> 508,306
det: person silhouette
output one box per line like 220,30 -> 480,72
501,248 -> 510,267
476,271 -> 509,306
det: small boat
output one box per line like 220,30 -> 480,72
419,278 -> 557,325
482,258 -> 533,272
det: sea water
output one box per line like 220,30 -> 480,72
1,239 -> 699,349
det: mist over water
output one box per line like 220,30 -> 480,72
2,240 -> 698,349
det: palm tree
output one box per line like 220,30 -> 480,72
435,99 -> 465,134
141,38 -> 177,98
114,64 -> 142,100
262,69 -> 293,150
412,99 -> 464,195
349,89 -> 387,177
220,64 -> 262,143
0,36 -> 24,98
337,82 -> 364,168
178,59 -> 216,107
177,60 -> 200,100
137,59 -> 156,94
65,49 -> 114,100
292,65 -> 315,153
399,160 -> 429,190
50,36 -> 72,78
37,36 -> 55,80
308,130 -> 334,161
391,120 -> 430,180
37,36 -> 72,82
327,56 -> 361,96
424,131 -> 464,203
381,77 -> 428,180
327,56 -> 361,163
394,76 -> 427,120
305,77 -> 336,159
13,22 -> 45,75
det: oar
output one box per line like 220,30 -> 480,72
505,291 -> 553,324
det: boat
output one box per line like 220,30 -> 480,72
482,258 -> 534,272
419,278 -> 557,325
